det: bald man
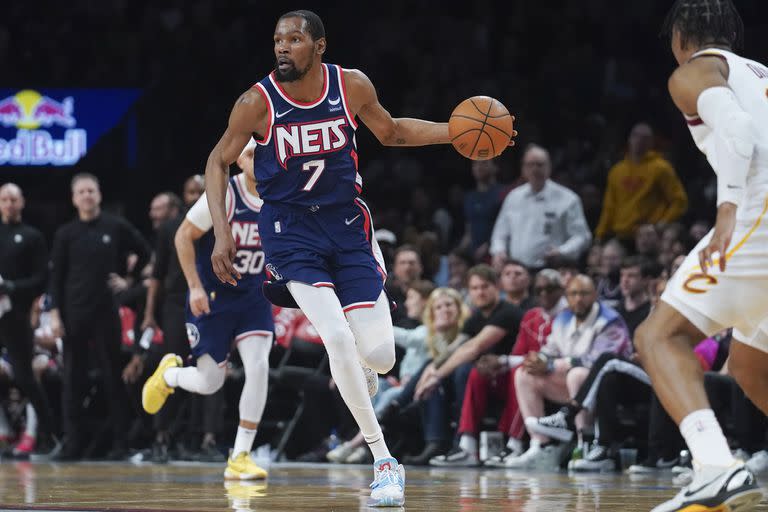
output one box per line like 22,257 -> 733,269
503,274 -> 632,470
0,183 -> 57,454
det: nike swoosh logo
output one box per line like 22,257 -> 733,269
345,214 -> 361,225
328,97 -> 341,106
684,474 -> 722,497
726,184 -> 742,189
275,108 -> 294,119
235,208 -> 249,214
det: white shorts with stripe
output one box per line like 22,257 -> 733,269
661,190 -> 768,352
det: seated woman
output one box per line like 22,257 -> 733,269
327,287 -> 469,464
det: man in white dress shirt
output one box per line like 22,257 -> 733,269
490,145 -> 592,270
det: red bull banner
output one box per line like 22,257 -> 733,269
0,88 -> 140,167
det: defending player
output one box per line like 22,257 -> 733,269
635,1 -> 768,510
143,140 -> 274,481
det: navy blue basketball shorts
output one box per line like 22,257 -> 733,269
185,291 -> 274,365
259,198 -> 387,313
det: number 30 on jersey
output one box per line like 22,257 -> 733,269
233,250 -> 265,275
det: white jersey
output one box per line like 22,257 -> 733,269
685,48 -> 768,195
662,49 -> 768,351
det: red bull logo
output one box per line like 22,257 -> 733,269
0,89 -> 87,166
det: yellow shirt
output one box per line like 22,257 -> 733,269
596,151 -> 688,240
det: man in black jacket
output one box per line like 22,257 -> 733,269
49,173 -> 150,459
0,183 -> 57,453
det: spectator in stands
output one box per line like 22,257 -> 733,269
429,269 -> 566,467
0,183 -> 57,457
327,287 -> 468,464
402,280 -> 435,329
461,160 -> 505,261
616,256 -> 652,337
595,123 -> 688,242
446,249 -> 473,301
386,245 -> 423,325
49,173 -> 150,460
499,260 -> 535,311
182,175 -> 204,207
489,144 -> 591,271
404,265 -> 522,464
634,224 -> 660,260
141,187 -> 193,462
148,192 -> 182,233
504,274 -> 631,470
595,239 -> 625,309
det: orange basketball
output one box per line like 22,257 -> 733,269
449,96 -> 513,160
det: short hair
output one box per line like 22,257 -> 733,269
502,258 -> 530,274
662,0 -> 744,50
407,279 -> 436,300
536,268 -> 564,288
467,264 -> 498,285
71,172 -> 99,190
279,10 -> 325,40
394,244 -> 421,262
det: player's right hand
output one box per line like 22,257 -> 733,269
189,286 -> 211,317
699,202 -> 737,274
211,230 -> 241,286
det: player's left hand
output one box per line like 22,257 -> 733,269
211,230 -> 241,286
699,202 -> 737,274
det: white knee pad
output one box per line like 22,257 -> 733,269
346,292 -> 396,373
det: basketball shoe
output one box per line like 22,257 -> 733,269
368,457 -> 405,507
525,408 -> 575,442
224,451 -> 268,480
651,461 -> 763,512
142,353 -> 183,414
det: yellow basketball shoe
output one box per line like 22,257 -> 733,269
141,353 -> 182,414
225,452 -> 268,480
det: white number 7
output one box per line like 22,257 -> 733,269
302,159 -> 325,191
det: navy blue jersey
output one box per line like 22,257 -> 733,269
195,174 -> 266,299
252,63 -> 362,208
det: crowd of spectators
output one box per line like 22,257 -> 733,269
1,0 -> 768,483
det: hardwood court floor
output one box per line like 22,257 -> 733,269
0,461 -> 766,511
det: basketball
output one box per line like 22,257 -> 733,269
449,96 -> 514,160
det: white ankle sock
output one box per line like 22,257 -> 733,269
163,367 -> 179,387
680,409 -> 735,468
232,427 -> 257,458
459,434 -> 478,455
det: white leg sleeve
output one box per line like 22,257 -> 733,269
236,333 -> 273,424
287,282 -> 390,458
345,291 -> 396,374
172,354 -> 226,395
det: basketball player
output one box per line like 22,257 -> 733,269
142,139 -> 274,480
203,10 -> 515,507
635,1 -> 768,510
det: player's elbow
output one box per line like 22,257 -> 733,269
174,223 -> 193,252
